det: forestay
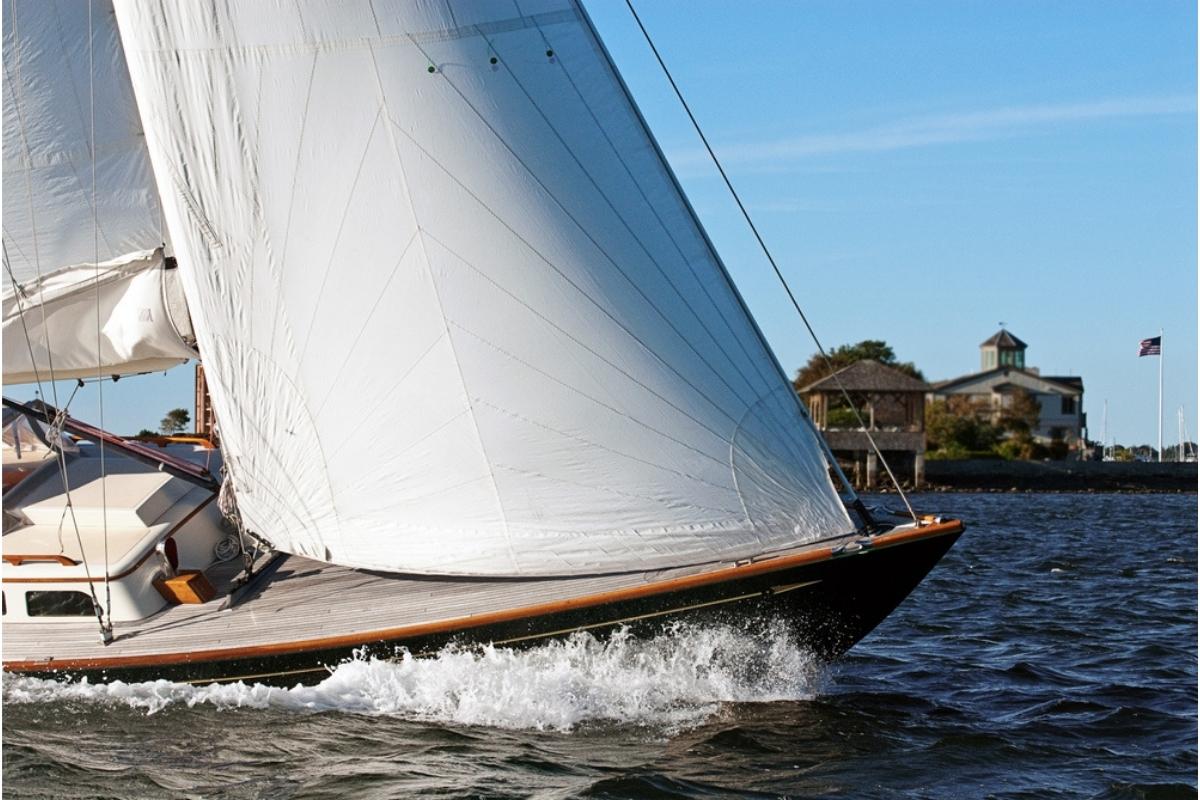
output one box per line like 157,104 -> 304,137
114,0 -> 854,576
2,0 -> 195,384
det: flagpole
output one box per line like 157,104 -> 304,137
1157,327 -> 1163,462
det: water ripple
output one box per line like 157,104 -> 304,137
3,493 -> 1196,799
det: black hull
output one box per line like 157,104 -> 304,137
13,524 -> 962,686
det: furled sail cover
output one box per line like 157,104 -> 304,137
2,0 -> 195,383
3,249 -> 196,385
114,0 -> 854,575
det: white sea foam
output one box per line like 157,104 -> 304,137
2,623 -> 819,731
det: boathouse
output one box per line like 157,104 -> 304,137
797,360 -> 931,489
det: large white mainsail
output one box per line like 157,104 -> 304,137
2,0 -> 195,384
113,0 -> 854,576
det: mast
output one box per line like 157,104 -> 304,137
1179,407 -> 1184,462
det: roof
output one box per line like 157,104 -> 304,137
980,329 -> 1027,349
1043,376 -> 1083,390
799,360 -> 931,394
933,367 -> 1083,395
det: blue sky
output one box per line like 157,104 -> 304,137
23,0 -> 1196,448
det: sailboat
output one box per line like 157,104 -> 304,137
2,0 -> 963,686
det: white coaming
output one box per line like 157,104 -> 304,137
1,446 -> 228,622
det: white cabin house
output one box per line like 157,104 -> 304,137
931,330 -> 1086,446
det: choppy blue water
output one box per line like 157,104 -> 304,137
3,493 -> 1196,799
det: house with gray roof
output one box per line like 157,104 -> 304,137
931,329 -> 1086,447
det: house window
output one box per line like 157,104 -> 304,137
1015,352 -> 1025,368
1061,396 -> 1076,415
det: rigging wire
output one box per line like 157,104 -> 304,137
7,1 -> 112,641
3,246 -> 48,399
622,0 -> 917,524
87,0 -> 115,637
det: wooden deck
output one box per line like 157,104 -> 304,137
2,531 -> 868,669
1,518 -> 967,686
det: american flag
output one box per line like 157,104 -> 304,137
1138,336 -> 1161,357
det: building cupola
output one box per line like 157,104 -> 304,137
980,328 -> 1027,370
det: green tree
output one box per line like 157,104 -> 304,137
992,388 -> 1043,459
997,388 -> 1040,436
1111,446 -> 1135,462
793,339 -> 924,391
925,396 -> 1000,457
159,408 -> 191,435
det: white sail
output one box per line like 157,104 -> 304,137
113,0 -> 854,576
2,0 -> 194,383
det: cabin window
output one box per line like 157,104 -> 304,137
1061,396 -> 1076,415
26,590 -> 94,617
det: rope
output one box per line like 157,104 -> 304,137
622,0 -> 917,524
218,469 -> 254,576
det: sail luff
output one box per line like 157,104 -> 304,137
113,0 -> 853,577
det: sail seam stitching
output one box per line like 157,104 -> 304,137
389,124 -> 824,516
407,36 -> 756,432
487,16 -> 777,404
361,27 -> 516,560
421,229 -> 730,460
295,105 -> 384,371
387,115 -> 823,516
267,49 -> 320,368
503,32 -> 822,489
578,1 -> 855,528
310,227 -> 421,418
382,101 -> 743,436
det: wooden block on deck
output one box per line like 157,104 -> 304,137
154,570 -> 216,605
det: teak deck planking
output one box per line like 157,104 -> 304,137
2,521 -> 961,671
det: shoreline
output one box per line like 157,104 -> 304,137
879,486 -> 1198,495
909,458 -> 1197,494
